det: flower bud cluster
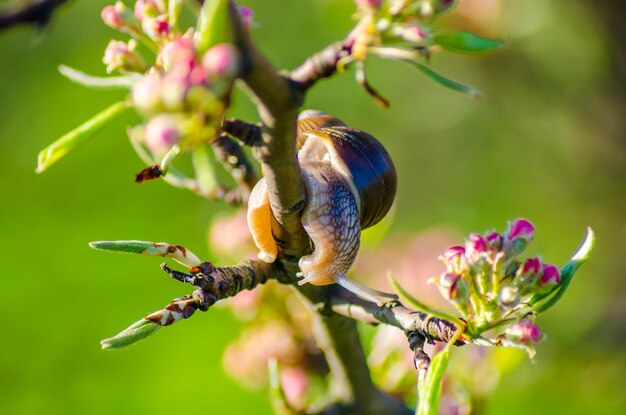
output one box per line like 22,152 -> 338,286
103,39 -> 145,73
101,1 -> 242,158
433,219 -> 559,349
350,0 -> 458,65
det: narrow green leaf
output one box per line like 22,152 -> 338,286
195,0 -> 231,54
434,31 -> 504,54
36,101 -> 132,173
58,65 -> 134,90
413,63 -> 482,99
89,240 -> 155,254
534,228 -> 595,313
417,349 -> 450,415
101,319 -> 161,350
89,240 -> 202,267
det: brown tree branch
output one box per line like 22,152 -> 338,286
144,259 -> 293,327
297,286 -> 412,415
213,134 -> 260,200
290,40 -> 354,92
329,290 -> 463,345
228,0 -> 309,260
0,0 -> 69,30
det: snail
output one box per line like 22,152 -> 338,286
247,110 -> 398,305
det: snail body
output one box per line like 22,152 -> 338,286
247,111 -> 397,304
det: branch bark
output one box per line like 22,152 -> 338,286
228,1 -> 309,260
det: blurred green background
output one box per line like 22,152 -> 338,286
0,0 -> 624,413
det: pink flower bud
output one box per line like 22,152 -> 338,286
144,115 -> 181,155
441,245 -> 465,272
438,272 -> 460,299
134,0 -> 165,21
465,233 -> 486,262
485,232 -> 503,253
505,320 -> 542,344
132,72 -> 163,113
507,218 -> 535,242
160,37 -> 196,71
101,5 -> 124,28
202,43 -> 240,81
151,15 -> 170,37
279,367 -> 309,407
354,0 -> 382,8
521,257 -> 541,276
237,6 -> 254,30
540,263 -> 561,285
103,39 -> 144,73
401,25 -> 427,43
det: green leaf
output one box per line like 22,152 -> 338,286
101,319 -> 161,350
89,240 -> 155,254
414,63 -> 482,99
58,65 -> 134,90
416,349 -> 450,415
36,101 -> 132,173
89,240 -> 202,267
195,0 -> 231,54
534,227 -> 595,313
168,0 -> 184,29
434,31 -> 504,54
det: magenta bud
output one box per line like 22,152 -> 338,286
151,15 -> 170,37
101,5 -> 124,28
354,0 -> 382,8
485,232 -> 503,253
540,264 -> 561,285
443,245 -> 465,261
202,43 -> 240,81
441,245 -> 465,272
505,320 -> 542,344
237,6 -> 254,30
144,115 -> 181,155
521,257 -> 541,276
507,219 -> 535,242
465,234 -> 487,262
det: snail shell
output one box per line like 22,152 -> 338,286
247,111 -> 397,298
